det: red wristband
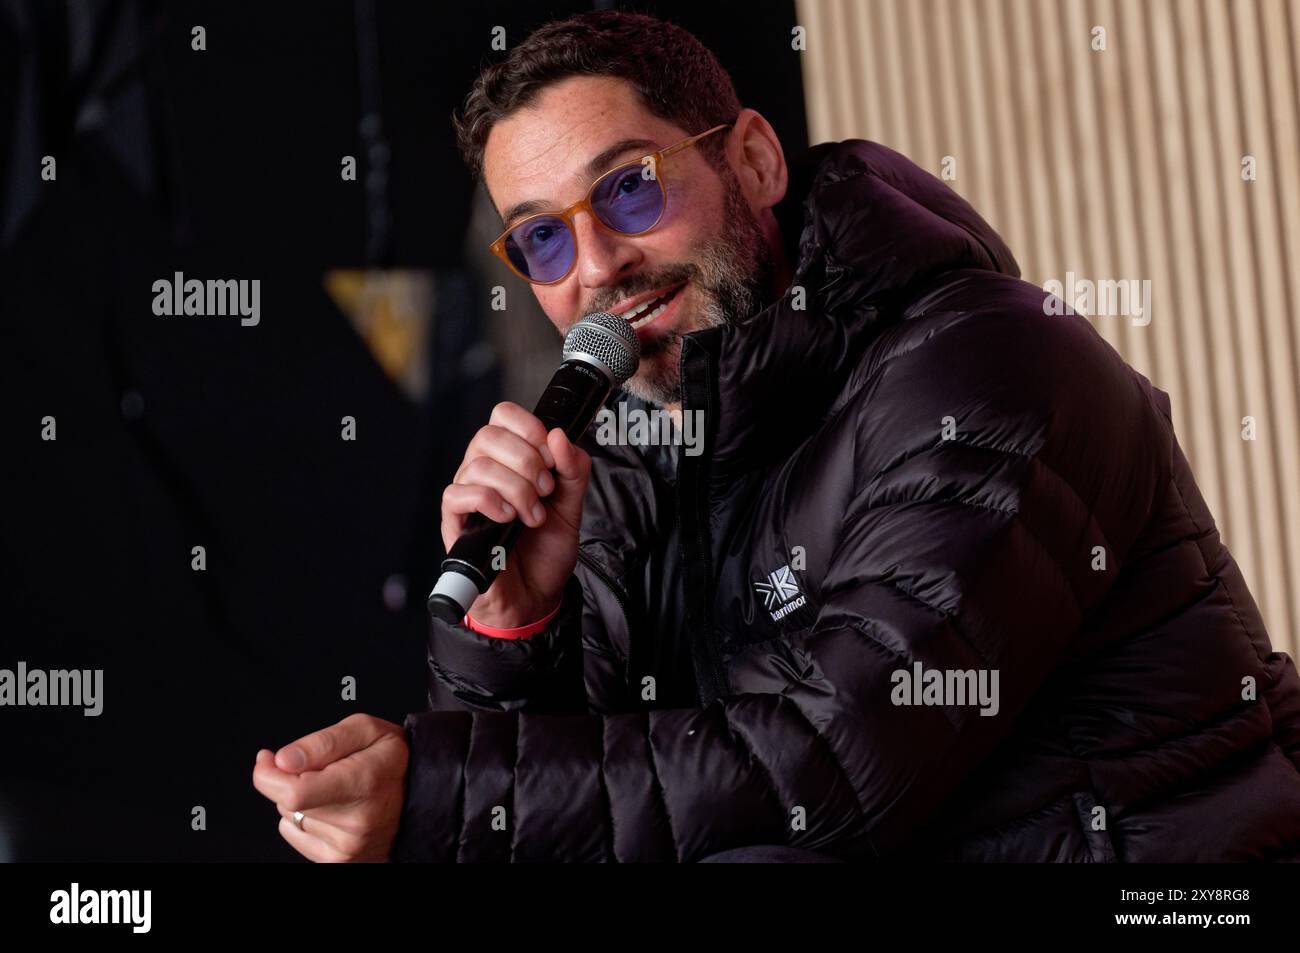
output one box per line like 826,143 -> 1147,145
464,597 -> 563,639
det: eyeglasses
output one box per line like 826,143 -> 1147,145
489,123 -> 732,285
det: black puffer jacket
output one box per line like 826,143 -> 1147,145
396,139 -> 1300,862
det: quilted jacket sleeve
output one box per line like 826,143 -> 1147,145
421,574 -> 589,716
392,299 -> 1165,862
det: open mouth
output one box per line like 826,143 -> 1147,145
620,283 -> 686,330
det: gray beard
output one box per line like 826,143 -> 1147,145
619,171 -> 774,407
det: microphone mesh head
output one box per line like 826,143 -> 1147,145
563,311 -> 641,386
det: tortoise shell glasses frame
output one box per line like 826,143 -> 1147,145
489,123 -> 733,285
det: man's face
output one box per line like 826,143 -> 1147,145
483,75 -> 773,405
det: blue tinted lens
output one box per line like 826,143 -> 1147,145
591,164 -> 665,233
504,215 -> 575,282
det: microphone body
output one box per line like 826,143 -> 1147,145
428,312 -> 640,623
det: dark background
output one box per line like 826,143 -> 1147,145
0,0 -> 807,860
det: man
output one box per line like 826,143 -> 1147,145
253,10 -> 1300,862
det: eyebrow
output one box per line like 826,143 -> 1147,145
499,137 -> 660,227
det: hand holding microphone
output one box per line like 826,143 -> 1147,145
439,405 -> 590,628
430,311 -> 640,626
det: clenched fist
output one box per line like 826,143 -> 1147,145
440,401 -> 591,627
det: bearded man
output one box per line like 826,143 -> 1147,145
253,10 -> 1300,863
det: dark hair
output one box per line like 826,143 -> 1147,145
453,10 -> 742,180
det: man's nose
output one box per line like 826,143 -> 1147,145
572,212 -> 641,290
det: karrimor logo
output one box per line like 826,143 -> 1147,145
755,564 -> 805,622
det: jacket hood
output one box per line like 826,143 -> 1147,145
683,138 -> 1020,481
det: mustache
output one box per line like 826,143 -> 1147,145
585,263 -> 696,317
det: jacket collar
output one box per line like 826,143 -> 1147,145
679,139 -> 1020,483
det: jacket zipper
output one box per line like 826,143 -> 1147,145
576,549 -> 633,625
679,342 -> 729,706
576,549 -> 648,705
574,546 -> 634,650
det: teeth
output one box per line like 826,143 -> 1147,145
632,300 -> 669,328
620,299 -> 653,320
620,286 -> 679,327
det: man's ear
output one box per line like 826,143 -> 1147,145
727,108 -> 788,213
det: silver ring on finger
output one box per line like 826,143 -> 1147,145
292,810 -> 306,831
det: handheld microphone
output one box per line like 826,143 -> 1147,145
428,311 -> 640,624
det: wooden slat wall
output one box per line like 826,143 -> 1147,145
796,0 -> 1299,656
